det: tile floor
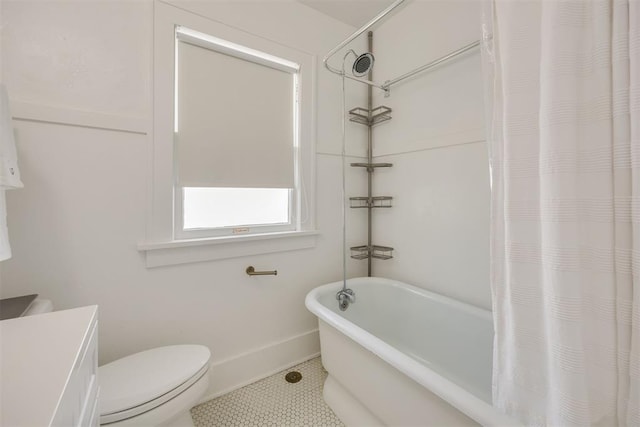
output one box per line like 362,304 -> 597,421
191,357 -> 345,426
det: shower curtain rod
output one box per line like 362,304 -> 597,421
323,0 -> 480,94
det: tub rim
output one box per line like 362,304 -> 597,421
305,276 -> 518,427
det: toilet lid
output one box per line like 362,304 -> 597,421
99,345 -> 211,417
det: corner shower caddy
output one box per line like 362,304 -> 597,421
348,105 -> 394,267
347,46 -> 394,275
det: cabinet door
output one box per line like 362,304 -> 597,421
52,316 -> 99,427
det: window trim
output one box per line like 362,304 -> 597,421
140,2 -> 317,267
139,230 -> 319,268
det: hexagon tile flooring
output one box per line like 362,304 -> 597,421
191,357 -> 345,426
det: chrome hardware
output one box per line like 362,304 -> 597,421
323,0 -> 480,96
246,266 -> 277,276
380,40 -> 481,93
336,288 -> 356,311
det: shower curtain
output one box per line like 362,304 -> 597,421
485,0 -> 639,425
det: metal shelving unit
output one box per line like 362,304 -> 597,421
348,32 -> 394,276
348,104 -> 394,270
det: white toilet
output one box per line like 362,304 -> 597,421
25,299 -> 211,427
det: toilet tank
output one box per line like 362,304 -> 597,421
24,298 -> 54,315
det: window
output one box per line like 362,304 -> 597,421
143,3 -> 316,267
182,188 -> 290,230
174,26 -> 300,239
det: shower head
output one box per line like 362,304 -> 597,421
352,53 -> 374,77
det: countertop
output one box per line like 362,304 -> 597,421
0,294 -> 38,320
0,305 -> 98,427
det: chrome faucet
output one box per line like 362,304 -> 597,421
336,288 -> 355,311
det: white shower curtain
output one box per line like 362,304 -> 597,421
485,0 -> 639,425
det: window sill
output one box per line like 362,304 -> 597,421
138,230 -> 319,268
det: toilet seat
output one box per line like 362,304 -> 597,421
99,345 -> 210,425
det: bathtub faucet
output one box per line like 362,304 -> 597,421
336,288 -> 355,311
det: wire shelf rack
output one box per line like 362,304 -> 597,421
350,245 -> 394,260
349,196 -> 393,208
350,162 -> 393,172
348,106 -> 392,126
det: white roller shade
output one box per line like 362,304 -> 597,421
176,37 -> 296,188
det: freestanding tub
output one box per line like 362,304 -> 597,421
305,277 -> 517,426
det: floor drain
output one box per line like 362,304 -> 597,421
285,371 -> 302,383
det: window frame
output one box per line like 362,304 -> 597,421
141,2 -> 317,267
175,187 -> 296,239
172,27 -> 301,240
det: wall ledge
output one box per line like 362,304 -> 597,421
139,230 -> 319,267
11,101 -> 149,135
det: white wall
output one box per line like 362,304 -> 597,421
0,0 -> 367,399
0,0 -> 491,401
362,0 -> 491,309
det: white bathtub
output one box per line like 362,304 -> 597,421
305,277 -> 517,427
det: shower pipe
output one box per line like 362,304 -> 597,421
323,0 -> 481,94
366,31 -> 373,277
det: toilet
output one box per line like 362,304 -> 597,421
25,299 -> 211,427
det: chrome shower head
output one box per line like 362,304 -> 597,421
352,53 -> 374,77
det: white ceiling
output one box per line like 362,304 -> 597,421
298,0 -> 395,28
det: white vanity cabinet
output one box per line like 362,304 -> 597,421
0,305 -> 99,427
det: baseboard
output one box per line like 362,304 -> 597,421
197,328 -> 320,403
